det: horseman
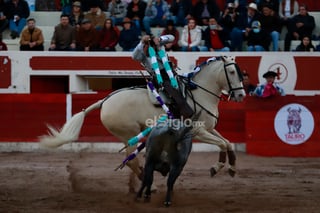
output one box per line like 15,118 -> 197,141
132,34 -> 194,119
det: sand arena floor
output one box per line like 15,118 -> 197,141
0,151 -> 319,213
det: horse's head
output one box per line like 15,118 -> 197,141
220,56 -> 246,102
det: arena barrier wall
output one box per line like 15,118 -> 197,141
0,94 -> 319,157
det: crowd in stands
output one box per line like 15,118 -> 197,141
1,0 -> 320,52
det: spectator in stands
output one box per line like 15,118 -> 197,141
170,0 -> 193,27
76,18 -> 99,51
278,0 -> 299,33
37,0 -> 57,11
252,70 -> 285,97
108,0 -> 127,26
0,0 -> 8,34
202,17 -> 230,51
126,0 -> 147,34
81,0 -> 106,12
160,19 -> 180,51
242,71 -> 256,95
0,33 -> 8,50
59,0 -> 73,15
179,18 -> 202,51
69,1 -> 84,31
119,17 -> 141,51
219,2 -> 238,41
49,14 -> 76,51
229,2 -> 260,51
245,20 -> 271,51
295,35 -> 315,51
84,0 -> 106,31
97,18 -> 120,51
19,18 -> 44,51
143,0 -> 171,35
193,0 -> 221,26
4,0 -> 30,39
259,4 -> 281,51
284,4 -> 315,51
257,0 -> 279,14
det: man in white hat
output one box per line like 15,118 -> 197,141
229,2 -> 260,51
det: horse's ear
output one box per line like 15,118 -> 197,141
220,55 -> 235,63
221,55 -> 227,62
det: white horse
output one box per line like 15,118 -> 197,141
39,56 -> 245,191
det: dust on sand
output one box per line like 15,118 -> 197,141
0,151 -> 319,213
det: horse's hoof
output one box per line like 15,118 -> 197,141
210,167 -> 217,177
151,185 -> 158,193
144,195 -> 151,203
228,168 -> 236,177
164,201 -> 171,207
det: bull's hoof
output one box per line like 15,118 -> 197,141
210,167 -> 217,177
164,201 -> 171,207
228,167 -> 236,177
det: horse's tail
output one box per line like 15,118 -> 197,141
39,99 -> 104,148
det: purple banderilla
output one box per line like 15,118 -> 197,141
115,80 -> 174,171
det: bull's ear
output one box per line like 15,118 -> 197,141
287,107 -> 291,112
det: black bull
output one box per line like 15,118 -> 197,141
137,119 -> 193,206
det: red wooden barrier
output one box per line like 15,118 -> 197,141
245,95 -> 320,157
0,94 -> 66,142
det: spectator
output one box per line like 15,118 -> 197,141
193,0 -> 221,26
160,19 -> 180,51
219,2 -> 238,41
76,18 -> 99,51
49,14 -> 76,51
259,4 -> 281,51
97,18 -> 120,51
60,0 -> 73,15
69,1 -> 84,31
179,18 -> 203,51
257,0 -> 279,14
37,0 -> 57,11
278,0 -> 299,33
0,33 -> 8,50
19,18 -> 44,51
229,2 -> 260,51
0,0 -> 8,34
108,0 -> 127,26
246,20 -> 271,51
119,17 -> 141,51
4,0 -> 30,39
252,70 -> 285,98
284,4 -> 315,51
242,71 -> 256,95
295,35 -> 315,51
170,0 -> 193,27
81,0 -> 106,12
126,0 -> 147,34
143,0 -> 171,35
84,0 -> 106,31
203,17 -> 230,51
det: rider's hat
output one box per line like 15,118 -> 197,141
263,71 -> 278,78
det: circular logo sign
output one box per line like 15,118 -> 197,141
274,103 -> 314,145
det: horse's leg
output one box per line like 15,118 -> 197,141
194,128 -> 228,177
211,128 -> 236,177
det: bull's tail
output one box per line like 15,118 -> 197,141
39,99 -> 104,148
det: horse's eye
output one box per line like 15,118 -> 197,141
229,71 -> 235,75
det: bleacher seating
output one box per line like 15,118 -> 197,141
2,11 -> 320,51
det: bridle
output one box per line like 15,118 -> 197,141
180,57 -> 244,119
223,62 -> 244,98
